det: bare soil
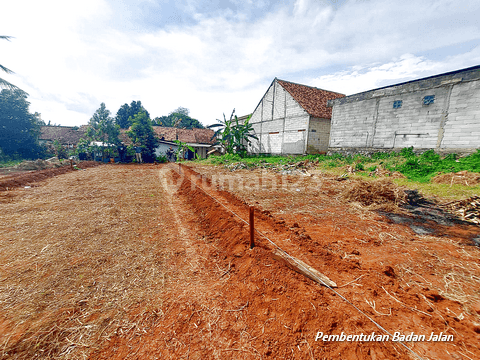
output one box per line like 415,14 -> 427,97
0,163 -> 479,359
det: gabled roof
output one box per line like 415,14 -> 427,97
120,127 -> 215,145
39,126 -> 87,144
154,127 -> 215,144
276,79 -> 345,119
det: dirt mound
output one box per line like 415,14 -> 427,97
14,159 -> 61,171
0,161 -> 101,191
342,178 -> 407,208
432,171 -> 480,186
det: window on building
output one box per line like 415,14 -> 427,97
423,95 -> 435,105
393,100 -> 402,109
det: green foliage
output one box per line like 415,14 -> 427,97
153,107 -> 204,129
202,148 -> 480,184
115,101 -> 150,129
173,140 -> 197,161
1,36 -> 25,93
126,111 -> 158,162
208,110 -> 258,157
84,103 -> 120,160
53,139 -> 67,159
355,163 -> 365,171
393,149 -> 479,182
155,154 -> 168,163
0,89 -> 46,161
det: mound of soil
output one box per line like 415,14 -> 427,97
432,171 -> 480,186
0,161 -> 101,191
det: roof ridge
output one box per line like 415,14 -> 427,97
276,78 -> 344,96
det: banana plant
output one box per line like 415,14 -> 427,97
208,109 -> 257,157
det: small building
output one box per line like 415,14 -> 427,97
39,125 -> 87,149
119,127 -> 216,160
327,65 -> 480,154
152,127 -> 215,159
247,78 -> 345,155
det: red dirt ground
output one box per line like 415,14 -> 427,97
0,161 -> 101,191
1,163 -> 479,359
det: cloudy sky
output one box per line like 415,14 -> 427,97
1,0 -> 480,127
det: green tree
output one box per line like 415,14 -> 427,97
0,89 -> 45,160
87,103 -> 120,160
115,100 -> 150,129
208,109 -> 257,157
153,107 -> 204,129
126,111 -> 158,162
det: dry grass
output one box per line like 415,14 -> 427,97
432,171 -> 480,186
0,166 -> 176,359
341,178 -> 407,210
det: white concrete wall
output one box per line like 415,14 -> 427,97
329,69 -> 480,153
248,80 -> 308,155
307,117 -> 331,153
441,80 -> 480,148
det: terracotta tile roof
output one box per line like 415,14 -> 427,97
39,126 -> 87,144
119,127 -> 215,145
154,127 -> 215,144
276,79 -> 345,119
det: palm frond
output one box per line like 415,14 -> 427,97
0,64 -> 14,74
0,78 -> 23,92
207,123 -> 224,129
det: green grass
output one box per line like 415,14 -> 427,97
200,148 -> 480,181
196,148 -> 480,200
0,159 -> 23,168
393,178 -> 480,200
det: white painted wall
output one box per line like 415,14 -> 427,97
248,80 -> 309,155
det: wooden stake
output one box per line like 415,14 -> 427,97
249,206 -> 255,249
272,248 -> 337,288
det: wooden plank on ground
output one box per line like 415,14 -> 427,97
272,248 -> 337,288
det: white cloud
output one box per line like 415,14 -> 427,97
1,0 -> 479,126
310,46 -> 480,95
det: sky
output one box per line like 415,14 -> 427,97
1,0 -> 480,127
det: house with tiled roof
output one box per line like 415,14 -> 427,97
119,126 -> 216,160
39,125 -> 87,148
248,78 -> 345,155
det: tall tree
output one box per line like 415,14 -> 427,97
87,103 -> 120,160
115,100 -> 150,129
126,111 -> 158,162
0,36 -> 24,93
0,89 -> 44,160
153,107 -> 204,129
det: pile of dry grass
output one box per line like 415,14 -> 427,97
369,167 -> 406,179
342,178 -> 407,210
14,159 -> 58,171
432,171 -> 480,186
439,196 -> 480,224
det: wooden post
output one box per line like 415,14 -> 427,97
272,248 -> 337,288
249,206 -> 255,249
69,159 -> 73,170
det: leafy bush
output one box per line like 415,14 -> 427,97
156,155 -> 168,163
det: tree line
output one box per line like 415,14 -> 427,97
0,89 -> 206,162
77,102 -> 205,163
